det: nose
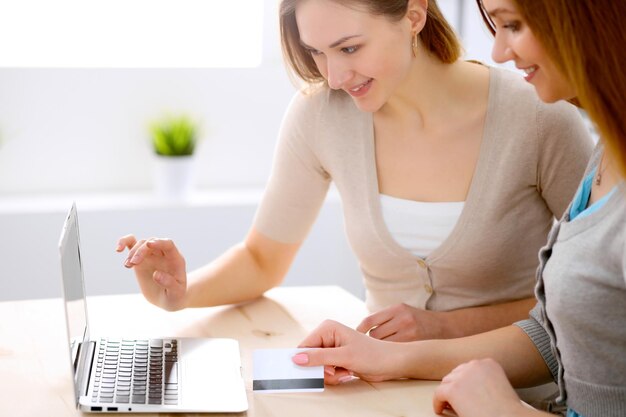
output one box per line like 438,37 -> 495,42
325,58 -> 353,90
491,33 -> 515,64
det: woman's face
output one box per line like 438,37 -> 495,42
482,0 -> 575,103
295,0 -> 414,113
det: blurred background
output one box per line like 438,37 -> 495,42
0,0 -> 527,301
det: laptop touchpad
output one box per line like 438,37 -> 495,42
179,338 -> 247,410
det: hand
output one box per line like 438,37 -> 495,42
433,358 -> 528,417
292,320 -> 408,385
116,235 -> 188,311
357,303 -> 445,342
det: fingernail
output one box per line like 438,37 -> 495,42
130,255 -> 139,264
325,366 -> 335,376
124,258 -> 132,267
338,375 -> 354,384
292,353 -> 309,365
115,244 -> 123,251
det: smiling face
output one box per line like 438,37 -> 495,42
295,0 -> 416,113
482,0 -> 575,102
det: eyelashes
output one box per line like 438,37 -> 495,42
305,45 -> 361,56
502,21 -> 521,32
340,45 -> 359,54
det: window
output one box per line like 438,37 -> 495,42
0,0 -> 263,68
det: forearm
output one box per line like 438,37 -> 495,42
440,297 -> 536,338
503,403 -> 555,417
397,325 -> 552,387
183,243 -> 278,308
518,407 -> 555,417
183,229 -> 301,308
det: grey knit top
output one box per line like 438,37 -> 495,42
516,145 -> 626,417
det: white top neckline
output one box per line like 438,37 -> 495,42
379,194 -> 465,258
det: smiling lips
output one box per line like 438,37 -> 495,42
521,65 -> 538,82
346,78 -> 373,97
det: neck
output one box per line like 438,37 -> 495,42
376,54 -> 488,130
592,145 -> 622,202
604,149 -> 623,183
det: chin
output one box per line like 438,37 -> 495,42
352,98 -> 383,113
534,80 -> 575,104
535,88 -> 565,104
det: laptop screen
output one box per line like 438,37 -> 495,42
59,203 -> 90,404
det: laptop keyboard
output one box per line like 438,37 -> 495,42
91,338 -> 179,406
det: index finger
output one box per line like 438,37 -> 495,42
297,319 -> 345,349
432,382 -> 453,415
292,347 -> 348,369
116,234 -> 137,252
145,238 -> 181,256
356,309 -> 393,334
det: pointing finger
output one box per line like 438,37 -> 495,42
116,234 -> 137,252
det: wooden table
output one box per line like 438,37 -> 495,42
0,286 -> 441,416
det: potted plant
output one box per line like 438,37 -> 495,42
150,115 -> 199,200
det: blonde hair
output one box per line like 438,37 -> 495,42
279,0 -> 461,84
477,0 -> 626,176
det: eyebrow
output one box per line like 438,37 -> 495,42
300,35 -> 362,51
486,7 -> 516,18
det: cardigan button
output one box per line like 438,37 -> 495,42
416,258 -> 428,268
424,284 -> 433,294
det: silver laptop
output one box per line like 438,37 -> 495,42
59,203 -> 248,413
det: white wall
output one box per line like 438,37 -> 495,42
0,191 -> 363,301
0,1 -> 294,194
0,0 -> 504,301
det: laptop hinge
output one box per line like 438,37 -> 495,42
76,341 -> 97,397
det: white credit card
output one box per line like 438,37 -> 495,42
253,348 -> 324,393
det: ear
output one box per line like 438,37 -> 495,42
406,0 -> 428,34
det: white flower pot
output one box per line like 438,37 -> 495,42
153,155 -> 195,201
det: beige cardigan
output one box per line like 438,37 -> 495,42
254,67 -> 593,312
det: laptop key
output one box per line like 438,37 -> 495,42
165,363 -> 177,384
132,395 -> 146,404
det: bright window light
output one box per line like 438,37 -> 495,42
0,0 -> 263,68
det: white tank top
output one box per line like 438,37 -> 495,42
379,194 -> 465,258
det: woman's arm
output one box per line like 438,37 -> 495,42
118,227 -> 301,310
406,325 -> 552,387
295,320 -> 552,388
184,228 -> 301,307
358,297 -> 536,341
439,297 -> 536,338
